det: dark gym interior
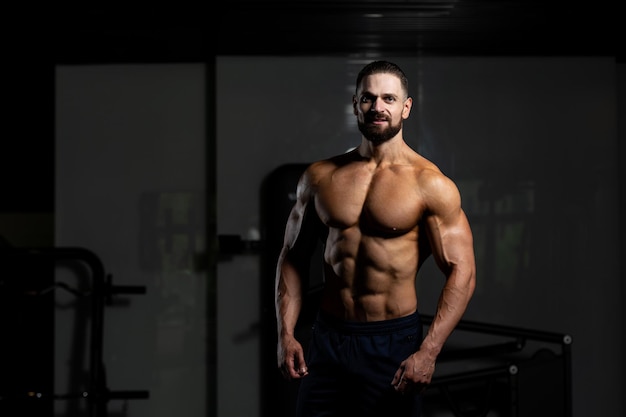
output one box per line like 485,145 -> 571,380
2,1 -> 624,416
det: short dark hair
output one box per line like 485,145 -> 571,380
355,60 -> 409,98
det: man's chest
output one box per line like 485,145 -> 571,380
315,170 -> 424,234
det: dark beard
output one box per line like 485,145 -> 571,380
357,118 -> 402,144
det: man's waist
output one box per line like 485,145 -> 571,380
316,309 -> 421,335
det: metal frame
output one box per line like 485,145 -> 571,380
0,246 -> 149,417
421,314 -> 572,417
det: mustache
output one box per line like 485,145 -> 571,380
365,113 -> 389,122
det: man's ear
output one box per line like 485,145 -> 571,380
352,95 -> 358,116
402,97 -> 413,120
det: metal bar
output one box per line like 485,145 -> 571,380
421,313 -> 572,345
562,342 -> 573,417
41,247 -> 106,417
438,339 -> 525,361
429,363 -> 517,386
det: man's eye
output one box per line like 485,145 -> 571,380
384,97 -> 395,103
360,96 -> 372,103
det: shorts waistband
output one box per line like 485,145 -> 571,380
317,310 -> 421,335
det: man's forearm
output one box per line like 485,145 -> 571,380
420,272 -> 475,356
275,254 -> 304,338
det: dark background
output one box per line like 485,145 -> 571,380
4,1 -> 623,212
1,2 -> 624,417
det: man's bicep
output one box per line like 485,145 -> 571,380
287,201 -> 325,261
422,175 -> 473,273
446,210 -> 475,264
282,202 -> 305,249
427,207 -> 475,276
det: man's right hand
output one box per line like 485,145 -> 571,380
277,335 -> 309,380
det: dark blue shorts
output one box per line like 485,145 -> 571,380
296,311 -> 423,417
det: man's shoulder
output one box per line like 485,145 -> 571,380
409,151 -> 442,172
300,158 -> 335,188
413,163 -> 462,212
307,150 -> 358,174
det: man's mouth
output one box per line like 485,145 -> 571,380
367,116 -> 388,123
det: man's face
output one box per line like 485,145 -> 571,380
353,73 -> 412,144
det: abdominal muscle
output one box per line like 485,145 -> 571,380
318,229 -> 421,322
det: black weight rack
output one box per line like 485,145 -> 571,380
421,314 -> 573,417
0,246 -> 149,417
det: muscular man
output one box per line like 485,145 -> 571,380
275,60 -> 476,417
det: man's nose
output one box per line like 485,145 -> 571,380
371,98 -> 385,112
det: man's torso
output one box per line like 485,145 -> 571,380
308,150 -> 439,321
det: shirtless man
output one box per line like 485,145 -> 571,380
275,60 -> 476,417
